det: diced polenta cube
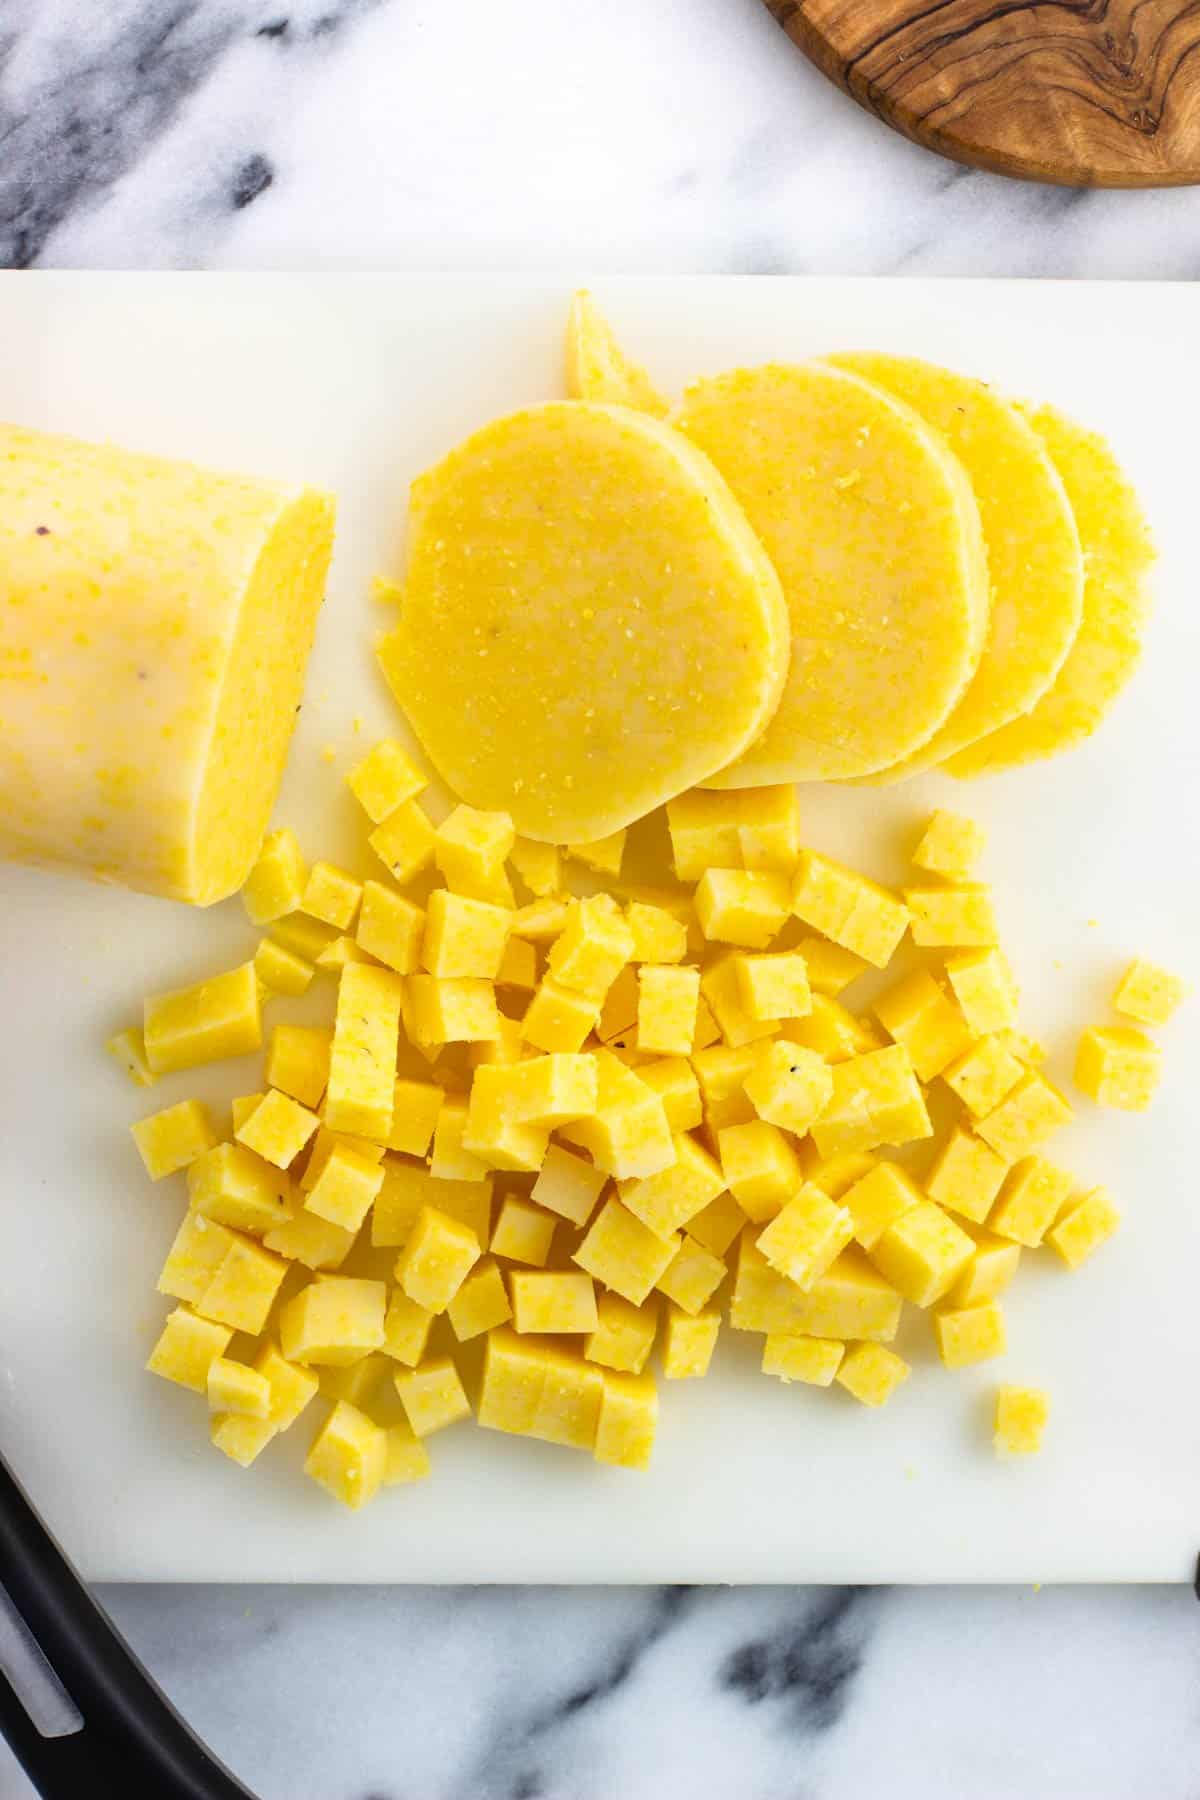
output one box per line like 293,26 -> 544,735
692,1044 -> 758,1133
407,974 -> 500,1047
619,1132 -> 725,1239
812,1044 -> 931,1158
371,1161 -> 492,1250
106,1026 -> 158,1088
1113,959 -> 1187,1027
269,912 -> 339,964
871,1201 -> 974,1307
394,1357 -> 471,1436
435,805 -> 516,901
796,935 -> 869,998
594,1369 -> 658,1469
548,895 -> 634,1000
476,1329 -> 547,1437
904,884 -> 999,949
695,869 -> 791,950
447,1257 -> 512,1341
944,947 -> 1019,1036
699,954 -> 781,1049
510,1270 -> 598,1334
210,1414 -> 277,1469
661,1305 -> 720,1379
718,1120 -> 802,1223
463,1071 -> 551,1173
1047,1186 -> 1120,1268
943,1035 -> 1024,1118
146,1307 -> 233,1393
666,790 -> 744,881
946,1229 -> 1021,1307
762,1334 -> 844,1387
396,1205 -> 480,1311
130,1099 -> 217,1180
757,1184 -> 854,1290
511,897 -> 570,942
230,1094 -> 265,1134
422,889 -> 511,980
207,1356 -> 271,1418
791,852 -> 909,969
305,1400 -> 387,1509
315,935 -> 375,972
356,881 -> 425,974
325,963 -> 404,1140
236,1089 -> 320,1169
264,1210 -> 357,1272
302,861 -> 362,931
977,1071 -> 1073,1160
429,1100 -> 491,1181
195,1236 -> 289,1334
691,995 -> 722,1053
735,787 -> 802,873
731,1236 -> 901,1341
496,935 -> 538,990
347,739 -> 427,823
626,901 -> 688,965
264,1024 -> 331,1111
242,828 -> 307,926
925,1127 -> 1009,1225
491,1196 -> 557,1266
188,1141 -> 295,1234
656,1235 -> 726,1314
504,1054 -> 600,1126
686,1189 -> 748,1259
280,1276 -> 387,1366
387,1079 -> 444,1157
143,963 -> 262,1075
383,1420 -> 433,1486
566,831 -> 627,877
255,1341 -> 320,1430
510,838 -> 561,899
743,1040 -> 832,1137
584,1291 -> 658,1373
836,1342 -> 910,1408
933,1298 -> 1006,1369
994,1385 -> 1050,1456
522,977 -> 599,1054
596,962 -> 640,1048
807,1151 -> 878,1200
368,799 -> 436,885
562,1052 -> 675,1180
158,1212 -> 240,1302
318,1353 -> 390,1410
842,1161 -> 922,1249
1074,1026 -> 1161,1112
529,1145 -> 606,1228
254,938 -> 315,998
912,810 -> 986,881
989,1156 -> 1075,1247
636,964 -> 700,1056
304,1142 -> 385,1231
784,996 -> 880,1063
633,1058 -> 703,1134
574,1197 -> 679,1305
733,951 -> 812,1024
873,968 -> 973,1082
381,1289 -> 435,1366
302,1125 -> 384,1188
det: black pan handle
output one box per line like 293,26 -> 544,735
0,1448 -> 256,1799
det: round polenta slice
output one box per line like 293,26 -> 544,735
827,353 -> 1084,780
675,363 -> 990,784
377,402 -> 789,842
946,403 -> 1155,779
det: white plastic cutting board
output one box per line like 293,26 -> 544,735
0,275 -> 1197,1584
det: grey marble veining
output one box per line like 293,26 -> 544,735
3,0 -> 1200,276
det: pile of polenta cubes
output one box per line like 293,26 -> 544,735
117,742 -> 1186,1510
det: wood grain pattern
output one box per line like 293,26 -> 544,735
765,0 -> 1200,186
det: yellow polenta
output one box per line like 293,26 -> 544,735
0,424 -> 334,904
947,404 -> 1155,778
828,353 -> 1083,778
378,402 -> 789,842
565,292 -> 669,418
675,363 -> 989,784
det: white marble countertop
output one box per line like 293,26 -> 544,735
3,2 -> 1200,1796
